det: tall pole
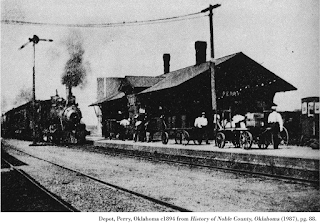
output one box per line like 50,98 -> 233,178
209,7 -> 214,59
32,42 -> 36,145
201,4 -> 221,128
201,4 -> 221,59
19,35 -> 53,146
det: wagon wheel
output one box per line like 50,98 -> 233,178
279,127 -> 289,146
181,130 -> 190,145
161,131 -> 169,144
215,132 -> 225,148
175,130 -> 189,145
240,131 -> 253,149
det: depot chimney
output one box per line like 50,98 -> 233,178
163,53 -> 170,74
195,41 -> 207,65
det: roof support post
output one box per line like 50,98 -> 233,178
210,61 -> 217,110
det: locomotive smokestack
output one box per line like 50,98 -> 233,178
66,85 -> 75,106
66,85 -> 71,99
163,53 -> 170,74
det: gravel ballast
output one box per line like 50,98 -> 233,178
2,139 -> 320,212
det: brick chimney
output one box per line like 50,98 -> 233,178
195,41 -> 207,65
163,53 -> 170,74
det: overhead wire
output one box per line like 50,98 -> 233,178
1,11 -> 206,28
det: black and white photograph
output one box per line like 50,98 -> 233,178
1,0 -> 319,222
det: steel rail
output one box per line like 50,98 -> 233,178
6,148 -> 192,212
1,158 -> 79,212
97,147 -> 319,186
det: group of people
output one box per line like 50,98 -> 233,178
114,108 -> 158,142
113,105 -> 284,149
194,105 -> 284,149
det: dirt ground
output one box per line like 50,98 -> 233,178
2,139 -> 320,212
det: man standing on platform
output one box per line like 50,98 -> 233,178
194,112 -> 209,144
268,105 -> 284,149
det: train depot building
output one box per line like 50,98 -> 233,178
88,42 -> 320,183
90,41 -> 297,139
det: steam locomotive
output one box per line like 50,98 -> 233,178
1,90 -> 89,144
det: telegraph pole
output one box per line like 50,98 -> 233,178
19,35 -> 53,146
201,4 -> 221,59
201,4 -> 221,129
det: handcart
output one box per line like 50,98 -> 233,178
134,116 -> 169,144
174,127 -> 207,145
215,111 -> 289,149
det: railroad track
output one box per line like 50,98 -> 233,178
94,146 -> 319,186
1,157 -> 79,212
4,147 -> 192,212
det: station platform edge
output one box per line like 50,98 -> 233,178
88,136 -> 320,183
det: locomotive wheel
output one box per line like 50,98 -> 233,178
216,132 -> 225,148
49,125 -> 60,144
70,132 -> 77,144
161,131 -> 169,144
240,131 -> 253,149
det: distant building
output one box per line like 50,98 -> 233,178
90,76 -> 163,137
90,41 -> 297,138
138,42 -> 296,132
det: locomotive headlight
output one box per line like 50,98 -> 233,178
70,112 -> 79,122
64,107 -> 81,123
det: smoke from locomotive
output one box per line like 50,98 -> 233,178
61,29 -> 89,90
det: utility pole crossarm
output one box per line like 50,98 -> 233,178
201,4 -> 221,59
39,38 -> 53,42
201,4 -> 221,13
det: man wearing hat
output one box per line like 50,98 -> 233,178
267,105 -> 284,149
194,112 -> 209,144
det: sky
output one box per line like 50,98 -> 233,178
1,0 -> 319,126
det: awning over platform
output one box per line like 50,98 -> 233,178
139,52 -> 296,96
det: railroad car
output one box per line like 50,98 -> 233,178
1,91 -> 88,144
